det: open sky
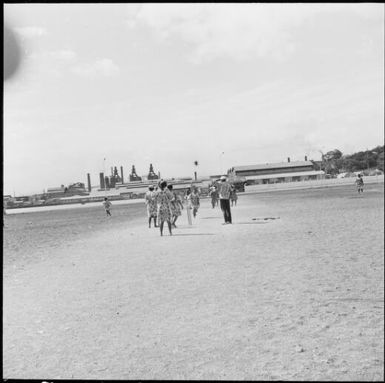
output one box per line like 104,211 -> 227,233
4,3 -> 384,196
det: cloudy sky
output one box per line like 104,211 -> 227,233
4,3 -> 384,195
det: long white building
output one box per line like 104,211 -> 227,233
229,160 -> 325,185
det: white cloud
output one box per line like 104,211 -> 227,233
71,58 -> 120,77
29,49 -> 78,61
15,26 -> 46,38
128,3 -> 384,63
49,49 -> 77,61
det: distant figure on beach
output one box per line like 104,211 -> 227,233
185,188 -> 193,225
168,185 -> 184,228
157,180 -> 173,236
355,173 -> 364,194
103,197 -> 112,217
209,186 -> 219,208
230,185 -> 238,207
144,185 -> 158,228
218,175 -> 232,224
190,187 -> 200,218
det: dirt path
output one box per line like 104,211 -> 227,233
3,186 -> 384,380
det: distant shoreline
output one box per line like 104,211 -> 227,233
5,175 -> 383,215
4,198 -> 145,215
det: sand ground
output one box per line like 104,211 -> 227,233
3,185 -> 384,380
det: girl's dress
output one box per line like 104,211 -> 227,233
170,192 -> 182,217
156,189 -> 173,222
355,177 -> 364,191
145,191 -> 157,217
209,188 -> 218,207
190,192 -> 200,210
190,192 -> 200,217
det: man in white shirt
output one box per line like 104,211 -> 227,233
218,175 -> 232,224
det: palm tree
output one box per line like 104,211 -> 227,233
194,161 -> 198,181
318,150 -> 328,173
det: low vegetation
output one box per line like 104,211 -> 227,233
319,145 -> 384,175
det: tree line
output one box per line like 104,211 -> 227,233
318,145 -> 384,175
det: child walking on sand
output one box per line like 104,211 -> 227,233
157,181 -> 173,236
168,184 -> 184,228
230,185 -> 238,207
355,173 -> 364,194
190,187 -> 200,218
144,185 -> 158,228
209,186 -> 219,208
103,197 -> 112,217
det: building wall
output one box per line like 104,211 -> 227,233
247,174 -> 322,185
235,165 -> 314,177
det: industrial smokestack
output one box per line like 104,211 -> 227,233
120,166 -> 124,184
287,157 -> 291,163
87,173 -> 91,192
99,173 -> 105,189
105,176 -> 110,189
305,155 -> 308,161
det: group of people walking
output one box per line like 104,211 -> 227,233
144,175 -> 238,234
102,175 -> 237,235
145,175 -> 237,234
144,181 -> 201,236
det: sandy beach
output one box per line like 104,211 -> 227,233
3,184 -> 384,380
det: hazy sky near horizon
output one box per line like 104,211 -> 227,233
4,3 -> 384,195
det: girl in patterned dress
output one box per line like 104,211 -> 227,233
209,186 -> 219,208
167,185 -> 184,228
156,180 -> 174,236
190,187 -> 200,218
144,185 -> 158,228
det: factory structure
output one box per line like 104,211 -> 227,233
4,156 -> 326,209
84,163 -> 208,202
95,163 -> 160,192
